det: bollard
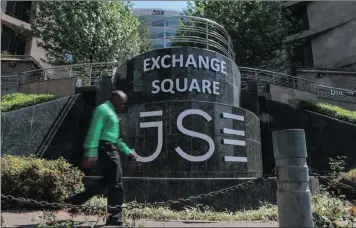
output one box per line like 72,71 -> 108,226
272,129 -> 314,227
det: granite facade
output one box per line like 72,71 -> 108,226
83,176 -> 319,211
259,99 -> 356,174
109,48 -> 262,178
115,47 -> 241,107
120,101 -> 262,178
1,97 -> 70,156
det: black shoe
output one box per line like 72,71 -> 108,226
105,218 -> 124,227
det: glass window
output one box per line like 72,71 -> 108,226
165,30 -> 177,38
165,18 -> 179,27
1,25 -> 26,55
5,1 -> 31,23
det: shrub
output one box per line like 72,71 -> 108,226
1,155 -> 83,208
1,93 -> 56,113
329,169 -> 356,202
295,99 -> 356,124
312,187 -> 355,227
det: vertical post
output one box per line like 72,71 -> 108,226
206,21 -> 209,49
89,65 -> 93,86
272,129 -> 313,228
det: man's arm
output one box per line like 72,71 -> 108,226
83,107 -> 105,158
116,118 -> 132,156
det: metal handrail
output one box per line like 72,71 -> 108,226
140,15 -> 235,60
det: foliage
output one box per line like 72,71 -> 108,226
330,169 -> 356,202
1,93 -> 56,113
183,1 -> 299,70
312,187 -> 355,227
1,155 -> 83,207
31,1 -> 149,65
296,99 -> 356,124
329,156 -> 348,179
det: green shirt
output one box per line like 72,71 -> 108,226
84,101 -> 131,158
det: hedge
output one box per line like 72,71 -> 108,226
329,169 -> 356,202
1,93 -> 56,113
296,100 -> 356,124
1,155 -> 83,208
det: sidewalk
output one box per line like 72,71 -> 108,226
1,210 -> 279,227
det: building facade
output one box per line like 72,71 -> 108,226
132,8 -> 183,50
285,1 -> 356,69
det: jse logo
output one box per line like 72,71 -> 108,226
132,109 -> 247,163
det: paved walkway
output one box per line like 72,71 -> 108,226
1,210 -> 278,227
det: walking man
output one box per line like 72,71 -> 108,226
67,90 -> 136,226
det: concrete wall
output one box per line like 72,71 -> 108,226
270,84 -> 356,110
306,1 -> 356,68
296,70 -> 356,91
311,20 -> 356,68
270,84 -> 317,104
307,1 -> 356,30
1,59 -> 39,75
18,77 -> 77,97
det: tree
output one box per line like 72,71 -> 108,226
31,1 -> 149,65
183,1 -> 299,70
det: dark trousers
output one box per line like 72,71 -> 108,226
68,141 -> 123,222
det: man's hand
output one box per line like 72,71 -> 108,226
82,157 -> 97,168
128,152 -> 137,162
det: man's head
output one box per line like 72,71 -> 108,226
109,90 -> 128,112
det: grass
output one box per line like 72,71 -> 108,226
295,99 -> 356,124
82,196 -> 278,221
1,93 -> 56,113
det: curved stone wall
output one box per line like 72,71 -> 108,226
114,47 -> 262,177
120,101 -> 262,177
116,47 -> 241,107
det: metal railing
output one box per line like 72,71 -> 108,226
1,75 -> 20,95
18,61 -> 122,85
140,15 -> 235,60
239,67 -> 316,93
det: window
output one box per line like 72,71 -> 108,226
1,25 -> 27,55
291,40 -> 314,67
165,19 -> 179,27
291,5 -> 310,32
165,31 -> 177,38
5,1 -> 32,23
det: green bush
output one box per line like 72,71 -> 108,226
330,169 -> 356,202
1,155 -> 83,207
313,187 -> 355,227
295,99 -> 356,124
1,93 -> 56,113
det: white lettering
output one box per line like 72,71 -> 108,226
133,121 -> 163,162
172,54 -> 183,68
213,81 -> 220,95
221,61 -> 227,75
175,109 -> 215,162
143,54 -> 229,75
151,78 -> 220,95
151,80 -> 160,94
189,79 -> 201,93
144,58 -> 150,72
211,58 -> 220,72
185,54 -> 197,68
176,78 -> 188,92
198,56 -> 209,70
202,80 -> 212,94
161,55 -> 171,68
151,56 -> 161,70
331,90 -> 336,96
161,79 -> 175,94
